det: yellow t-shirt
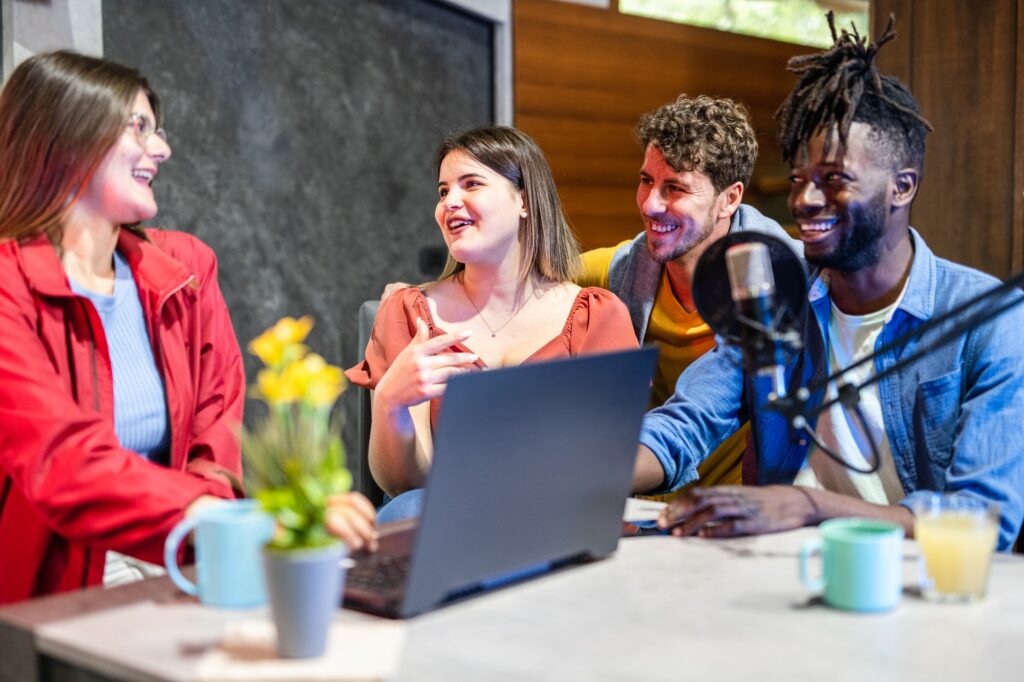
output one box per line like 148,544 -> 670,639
580,242 -> 748,496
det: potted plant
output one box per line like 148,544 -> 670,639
243,316 -> 352,659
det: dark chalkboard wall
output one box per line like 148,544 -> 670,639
103,0 -> 493,459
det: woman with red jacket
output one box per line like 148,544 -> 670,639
0,51 -> 379,605
0,51 -> 251,604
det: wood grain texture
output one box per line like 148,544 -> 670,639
1015,0 -> 1024,272
514,0 -> 798,250
874,0 -> 1021,278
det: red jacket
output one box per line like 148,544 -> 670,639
0,229 -> 245,604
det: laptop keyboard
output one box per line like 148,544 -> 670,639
345,552 -> 411,596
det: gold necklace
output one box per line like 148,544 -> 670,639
461,282 -> 528,338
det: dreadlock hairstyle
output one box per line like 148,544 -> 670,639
775,13 -> 933,173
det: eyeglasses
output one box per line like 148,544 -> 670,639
127,113 -> 167,145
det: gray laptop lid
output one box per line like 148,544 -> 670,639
399,346 -> 658,616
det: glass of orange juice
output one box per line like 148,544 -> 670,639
911,493 -> 999,603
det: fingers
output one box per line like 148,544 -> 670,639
410,321 -> 477,392
340,491 -> 377,520
327,513 -> 378,552
696,519 -> 754,539
412,318 -> 474,356
407,354 -> 478,403
326,494 -> 379,552
669,507 -> 735,537
420,329 -> 473,355
424,352 -> 478,370
657,494 -> 706,529
659,487 -> 759,537
379,319 -> 478,409
414,317 -> 430,343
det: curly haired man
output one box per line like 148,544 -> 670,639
637,17 -> 1024,550
578,95 -> 798,493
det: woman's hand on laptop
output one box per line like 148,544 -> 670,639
326,492 -> 379,552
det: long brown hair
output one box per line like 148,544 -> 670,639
0,50 -> 161,243
434,126 -> 579,285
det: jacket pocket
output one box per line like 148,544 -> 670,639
913,368 -> 963,468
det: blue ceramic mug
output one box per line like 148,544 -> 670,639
799,518 -> 904,612
164,499 -> 275,608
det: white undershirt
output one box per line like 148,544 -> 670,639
793,280 -> 907,504
103,551 -> 166,587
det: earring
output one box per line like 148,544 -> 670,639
520,210 -> 528,219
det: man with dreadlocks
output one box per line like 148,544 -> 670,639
631,15 -> 1024,550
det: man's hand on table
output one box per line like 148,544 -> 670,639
657,485 -> 820,538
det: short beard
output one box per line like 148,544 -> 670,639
650,203 -> 718,265
807,199 -> 888,272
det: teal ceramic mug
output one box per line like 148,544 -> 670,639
164,499 -> 275,608
799,518 -> 905,612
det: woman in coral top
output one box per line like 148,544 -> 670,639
347,126 -> 638,520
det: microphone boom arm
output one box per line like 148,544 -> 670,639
769,269 -> 1024,426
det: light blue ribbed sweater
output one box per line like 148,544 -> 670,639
70,250 -> 170,464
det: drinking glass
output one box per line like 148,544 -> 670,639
911,493 -> 999,603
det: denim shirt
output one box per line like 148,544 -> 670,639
640,229 -> 1024,550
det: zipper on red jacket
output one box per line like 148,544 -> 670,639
0,476 -> 11,518
154,275 -> 196,470
82,299 -> 103,589
89,331 -> 101,411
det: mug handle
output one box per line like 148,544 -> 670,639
163,515 -> 200,596
799,537 -> 825,592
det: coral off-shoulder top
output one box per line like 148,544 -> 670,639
345,286 -> 639,430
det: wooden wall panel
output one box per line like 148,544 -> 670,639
873,0 -> 1023,278
1016,0 -> 1024,272
514,0 -> 799,251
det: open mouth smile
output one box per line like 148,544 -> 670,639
648,220 -> 679,234
446,216 -> 476,234
132,169 -> 155,186
797,218 -> 839,244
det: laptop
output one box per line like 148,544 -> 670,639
343,346 -> 658,619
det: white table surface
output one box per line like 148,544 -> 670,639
3,528 -> 1023,682
394,530 -> 1024,680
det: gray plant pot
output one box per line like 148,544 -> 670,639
263,542 -> 347,658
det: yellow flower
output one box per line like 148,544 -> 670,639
254,351 -> 344,407
286,354 -> 347,408
305,362 -> 346,408
248,316 -> 314,368
242,314 -> 351,551
256,367 -> 302,404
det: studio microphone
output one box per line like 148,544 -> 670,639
692,231 -> 807,406
724,241 -> 788,399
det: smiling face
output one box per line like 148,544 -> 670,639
787,122 -> 893,272
636,144 -> 729,264
434,149 -> 526,270
77,90 -> 172,226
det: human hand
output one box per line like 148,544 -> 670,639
326,492 -> 379,552
184,495 -> 224,518
374,318 -> 476,424
381,281 -> 412,305
657,485 -> 819,538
